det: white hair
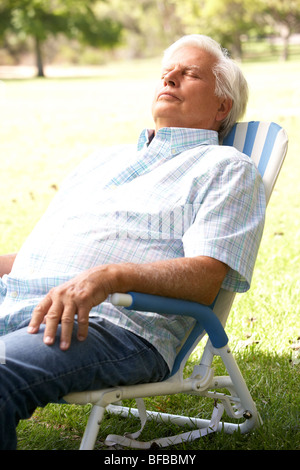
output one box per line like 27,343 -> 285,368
163,35 -> 249,139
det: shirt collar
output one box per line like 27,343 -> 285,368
137,127 -> 219,156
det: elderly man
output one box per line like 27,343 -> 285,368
0,35 -> 265,449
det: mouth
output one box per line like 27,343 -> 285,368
157,90 -> 181,101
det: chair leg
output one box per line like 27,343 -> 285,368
79,405 -> 105,450
217,344 -> 262,431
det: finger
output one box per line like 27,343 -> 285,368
57,303 -> 78,350
28,296 -> 53,334
42,300 -> 66,347
76,306 -> 90,343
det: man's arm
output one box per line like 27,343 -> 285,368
0,253 -> 17,277
28,256 -> 228,350
121,256 -> 228,305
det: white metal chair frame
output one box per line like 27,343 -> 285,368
64,121 -> 288,449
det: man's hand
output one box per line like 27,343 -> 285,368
27,266 -> 116,350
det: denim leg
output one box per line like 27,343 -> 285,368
0,318 -> 169,450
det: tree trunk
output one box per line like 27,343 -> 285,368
281,32 -> 290,61
231,32 -> 243,60
35,36 -> 45,77
275,22 -> 291,61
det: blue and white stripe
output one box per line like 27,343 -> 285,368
223,121 -> 288,202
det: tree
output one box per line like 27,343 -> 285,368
259,0 -> 300,60
176,0 -> 265,59
0,0 -> 122,76
176,0 -> 300,61
93,0 -> 185,58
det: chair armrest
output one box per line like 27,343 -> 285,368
111,291 -> 228,349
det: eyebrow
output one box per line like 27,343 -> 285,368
162,64 -> 203,75
184,65 -> 202,72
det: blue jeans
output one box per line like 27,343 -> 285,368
0,318 -> 169,450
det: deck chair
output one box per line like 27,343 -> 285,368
64,121 -> 288,450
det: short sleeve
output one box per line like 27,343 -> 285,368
182,156 -> 266,292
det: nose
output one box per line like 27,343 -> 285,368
163,68 -> 179,87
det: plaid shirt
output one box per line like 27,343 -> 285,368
0,128 -> 265,370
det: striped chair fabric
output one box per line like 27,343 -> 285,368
223,121 -> 288,203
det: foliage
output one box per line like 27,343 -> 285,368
176,0 -> 300,59
94,0 -> 186,57
261,0 -> 300,59
177,0 -> 262,55
0,0 -> 122,75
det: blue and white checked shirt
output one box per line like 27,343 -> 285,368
0,127 -> 265,370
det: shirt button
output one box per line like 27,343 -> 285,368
11,291 -> 18,298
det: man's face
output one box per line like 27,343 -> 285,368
152,45 -> 231,132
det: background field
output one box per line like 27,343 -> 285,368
0,56 -> 299,450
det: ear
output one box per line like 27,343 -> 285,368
215,98 -> 232,122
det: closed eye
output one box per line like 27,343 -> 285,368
184,66 -> 202,79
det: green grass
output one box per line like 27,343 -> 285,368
0,56 -> 299,450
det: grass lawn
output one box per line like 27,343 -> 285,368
0,55 -> 299,451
